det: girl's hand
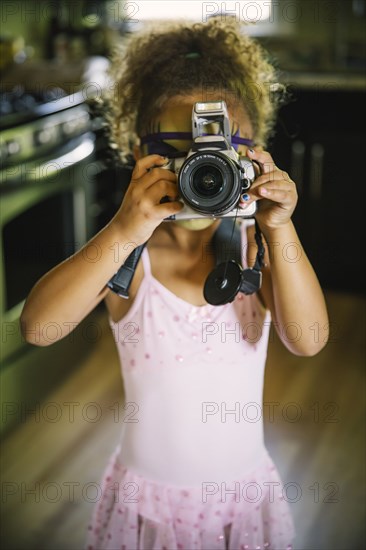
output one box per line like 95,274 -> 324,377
239,148 -> 298,232
111,154 -> 183,246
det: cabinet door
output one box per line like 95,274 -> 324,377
270,89 -> 366,292
305,128 -> 365,291
269,92 -> 312,249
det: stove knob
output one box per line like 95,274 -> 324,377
62,119 -> 78,135
34,126 -> 56,145
6,140 -> 21,156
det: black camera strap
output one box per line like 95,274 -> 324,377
238,218 -> 265,296
107,243 -> 146,298
107,218 -> 265,304
212,218 -> 242,264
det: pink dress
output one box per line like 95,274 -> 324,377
85,221 -> 296,550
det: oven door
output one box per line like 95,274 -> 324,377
0,134 -> 97,434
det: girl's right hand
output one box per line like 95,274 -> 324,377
111,154 -> 183,246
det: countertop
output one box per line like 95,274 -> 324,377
281,71 -> 366,91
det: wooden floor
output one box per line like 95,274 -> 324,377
1,291 -> 365,550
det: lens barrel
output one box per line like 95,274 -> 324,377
178,152 -> 241,216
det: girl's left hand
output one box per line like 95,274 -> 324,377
239,148 -> 298,232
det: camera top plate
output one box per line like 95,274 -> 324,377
193,101 -> 231,145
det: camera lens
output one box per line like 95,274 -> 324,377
191,165 -> 223,196
178,152 -> 241,216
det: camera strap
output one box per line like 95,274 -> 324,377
212,218 -> 242,265
213,218 -> 264,271
107,218 -> 265,303
140,132 -> 254,154
107,243 -> 146,298
140,132 -> 254,147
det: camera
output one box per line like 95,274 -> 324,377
108,102 -> 263,303
162,101 -> 257,220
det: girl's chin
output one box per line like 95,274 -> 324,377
173,219 -> 216,231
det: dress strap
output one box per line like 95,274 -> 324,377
141,246 -> 152,277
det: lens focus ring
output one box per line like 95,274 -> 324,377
178,152 -> 241,216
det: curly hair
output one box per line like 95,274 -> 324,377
104,17 -> 285,163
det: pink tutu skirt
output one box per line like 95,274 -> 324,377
85,445 -> 295,550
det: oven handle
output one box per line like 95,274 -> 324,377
1,135 -> 95,185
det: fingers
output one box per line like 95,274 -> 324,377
155,199 -> 184,218
132,154 -> 169,179
251,170 -> 293,188
240,184 -> 294,208
131,165 -> 177,194
239,169 -> 296,209
148,179 -> 180,204
255,186 -> 294,206
247,148 -> 275,174
240,148 -> 296,206
126,154 -> 181,219
138,179 -> 183,218
128,178 -> 180,210
250,170 -> 295,195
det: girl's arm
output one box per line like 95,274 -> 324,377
242,148 -> 329,356
20,222 -> 133,346
20,154 -> 182,346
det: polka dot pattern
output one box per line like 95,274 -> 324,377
95,223 -> 296,548
84,445 -> 295,550
109,222 -> 270,374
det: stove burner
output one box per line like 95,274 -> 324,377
0,86 -> 67,117
0,88 -> 92,171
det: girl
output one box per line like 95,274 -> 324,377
20,17 -> 329,550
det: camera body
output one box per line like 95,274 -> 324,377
162,101 -> 257,220
107,102 -> 263,303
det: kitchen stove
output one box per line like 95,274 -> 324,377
0,77 -> 104,435
0,86 -> 67,117
0,56 -> 110,169
0,88 -> 93,174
